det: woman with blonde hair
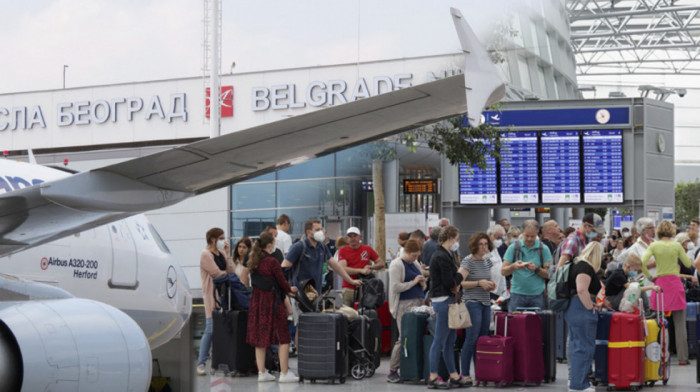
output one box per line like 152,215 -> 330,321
565,241 -> 603,392
642,220 -> 694,365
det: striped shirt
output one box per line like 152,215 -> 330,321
461,255 -> 493,306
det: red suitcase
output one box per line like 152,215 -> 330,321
608,312 -> 645,390
495,312 -> 544,386
474,313 -> 514,387
377,301 -> 393,354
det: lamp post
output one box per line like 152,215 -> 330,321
63,65 -> 68,89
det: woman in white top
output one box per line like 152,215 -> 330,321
232,237 -> 251,286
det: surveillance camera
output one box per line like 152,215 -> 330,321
677,88 -> 687,97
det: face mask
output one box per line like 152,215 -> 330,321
586,231 -> 598,239
493,239 -> 503,248
313,231 -> 325,242
216,239 -> 226,251
627,270 -> 638,278
450,241 -> 459,252
687,243 -> 694,250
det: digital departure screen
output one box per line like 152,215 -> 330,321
541,130 -> 581,203
459,151 -> 497,205
499,131 -> 539,204
583,129 -> 623,203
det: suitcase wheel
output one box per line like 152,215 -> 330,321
329,377 -> 334,384
340,377 -> 346,384
663,380 -> 668,386
351,363 -> 365,380
299,377 -> 304,383
592,380 -> 598,386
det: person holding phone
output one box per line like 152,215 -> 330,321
501,220 -> 552,312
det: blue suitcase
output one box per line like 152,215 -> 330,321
593,311 -> 612,386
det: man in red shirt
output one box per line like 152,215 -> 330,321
338,226 -> 386,306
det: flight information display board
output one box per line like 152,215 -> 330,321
583,129 -> 623,203
499,131 -> 539,204
459,152 -> 497,205
403,179 -> 437,194
541,130 -> 581,203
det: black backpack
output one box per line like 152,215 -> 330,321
357,277 -> 385,310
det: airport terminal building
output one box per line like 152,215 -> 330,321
0,0 -> 581,388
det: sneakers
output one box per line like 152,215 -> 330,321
258,371 -> 276,382
427,376 -> 448,389
387,369 -> 401,383
679,360 -> 691,366
568,387 -> 595,392
196,364 -> 206,376
278,371 -> 299,383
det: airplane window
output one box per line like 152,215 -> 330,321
148,223 -> 171,254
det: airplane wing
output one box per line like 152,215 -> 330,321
0,74 -> 472,257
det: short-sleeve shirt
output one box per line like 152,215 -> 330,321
569,260 -> 602,295
461,255 -> 493,306
605,268 -> 628,297
503,238 -> 552,296
286,237 -> 331,293
338,244 -> 379,289
561,229 -> 588,259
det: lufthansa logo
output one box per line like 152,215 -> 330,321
166,265 -> 177,299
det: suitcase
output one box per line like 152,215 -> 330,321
474,311 -> 514,387
399,312 -> 428,382
688,302 -> 699,359
608,312 -> 645,390
298,312 -> 348,384
422,334 -> 459,382
377,301 -> 394,354
592,311 -> 612,386
556,311 -> 568,363
495,312 -> 544,385
513,307 -> 555,383
645,291 -> 670,386
362,309 -> 382,370
211,309 -> 257,376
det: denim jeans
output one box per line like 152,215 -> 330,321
564,296 -> 597,390
508,292 -> 544,313
429,299 -> 457,375
197,317 -> 213,366
461,301 -> 490,376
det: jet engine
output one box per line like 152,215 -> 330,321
0,298 -> 151,392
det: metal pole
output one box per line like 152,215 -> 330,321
63,65 -> 68,89
209,0 -> 220,138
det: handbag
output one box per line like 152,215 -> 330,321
448,295 -> 471,329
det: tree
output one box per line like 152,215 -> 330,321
675,181 -> 700,226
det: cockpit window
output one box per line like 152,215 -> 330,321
148,223 -> 171,254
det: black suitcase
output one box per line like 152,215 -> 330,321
298,312 -> 348,384
400,312 -> 428,382
555,311 -> 567,363
537,310 -> 556,383
211,309 -> 257,376
362,309 -> 382,370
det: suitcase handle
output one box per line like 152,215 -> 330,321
494,312 -> 507,337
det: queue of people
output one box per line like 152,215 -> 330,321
197,212 -> 700,391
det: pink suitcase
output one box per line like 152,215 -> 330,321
495,312 -> 544,386
475,314 -> 514,387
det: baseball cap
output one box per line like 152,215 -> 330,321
346,227 -> 361,236
583,213 -> 605,234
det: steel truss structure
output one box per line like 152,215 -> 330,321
568,0 -> 700,75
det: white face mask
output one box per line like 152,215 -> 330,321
450,241 -> 459,252
216,239 -> 226,251
493,239 -> 503,248
313,230 -> 325,242
623,232 -> 631,238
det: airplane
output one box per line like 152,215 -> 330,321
0,7 -> 503,392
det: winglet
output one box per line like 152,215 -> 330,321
27,149 -> 37,165
450,7 -> 506,128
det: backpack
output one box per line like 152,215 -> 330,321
213,273 -> 251,311
358,277 -> 385,310
547,261 -> 573,313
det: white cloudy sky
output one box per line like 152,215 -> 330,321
0,0 -> 515,94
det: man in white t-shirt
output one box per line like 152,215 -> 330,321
276,214 -> 293,255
